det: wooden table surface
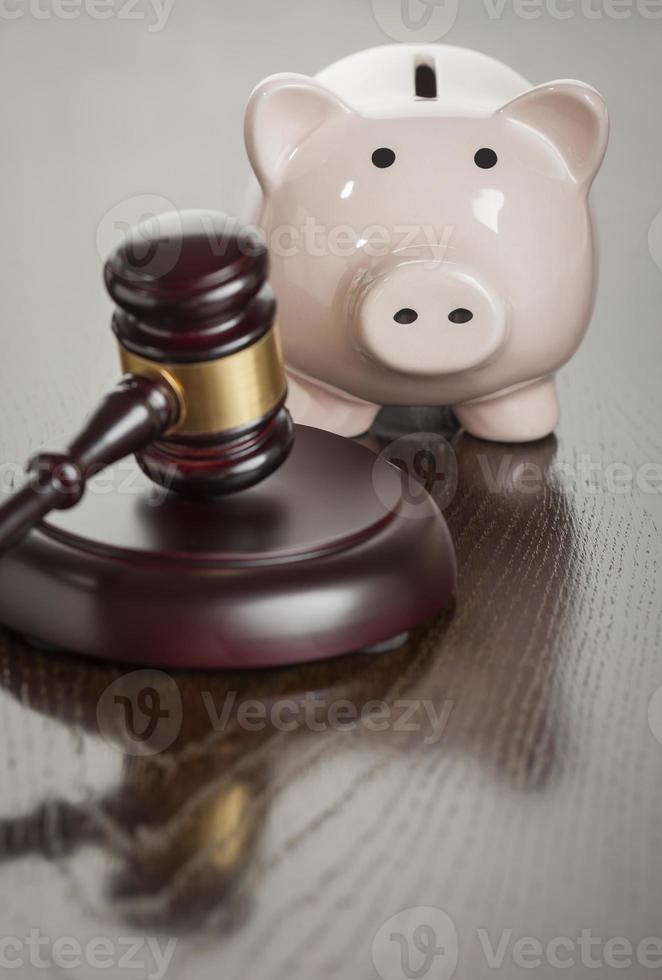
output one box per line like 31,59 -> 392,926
1,3 -> 662,979
1,384 -> 661,979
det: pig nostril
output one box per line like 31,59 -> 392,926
449,308 -> 473,324
394,308 -> 418,325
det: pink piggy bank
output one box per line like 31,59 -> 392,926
244,45 -> 609,441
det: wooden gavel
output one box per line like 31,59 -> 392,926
0,210 -> 294,554
0,207 -> 456,669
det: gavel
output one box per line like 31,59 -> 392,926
0,210 -> 294,554
0,208 -> 455,668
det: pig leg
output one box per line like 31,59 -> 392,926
286,370 -> 381,438
453,377 -> 560,443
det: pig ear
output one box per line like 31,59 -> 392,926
496,81 -> 608,186
245,73 -> 355,191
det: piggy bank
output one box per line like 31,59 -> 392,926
244,45 -> 609,441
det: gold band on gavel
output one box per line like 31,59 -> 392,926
119,327 -> 287,437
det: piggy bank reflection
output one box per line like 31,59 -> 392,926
244,44 -> 608,442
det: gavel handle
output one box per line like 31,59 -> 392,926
0,375 -> 176,555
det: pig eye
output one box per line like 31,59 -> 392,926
372,148 -> 396,169
474,148 -> 498,169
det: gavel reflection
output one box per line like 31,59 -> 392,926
0,210 -> 294,554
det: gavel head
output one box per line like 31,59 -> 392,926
104,209 -> 294,496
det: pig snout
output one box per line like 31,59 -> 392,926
351,258 -> 507,377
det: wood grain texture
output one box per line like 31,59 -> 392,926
0,370 -> 661,979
